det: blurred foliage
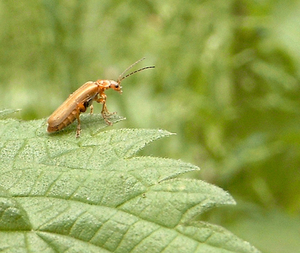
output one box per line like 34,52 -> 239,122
0,0 -> 300,252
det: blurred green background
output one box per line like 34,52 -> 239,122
1,1 -> 300,252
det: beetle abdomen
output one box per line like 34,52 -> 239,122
47,109 -> 78,133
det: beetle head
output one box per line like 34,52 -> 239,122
110,80 -> 122,94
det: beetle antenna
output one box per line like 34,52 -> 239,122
119,66 -> 155,83
118,57 -> 145,81
117,57 -> 155,83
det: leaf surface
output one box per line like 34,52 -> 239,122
0,114 -> 260,253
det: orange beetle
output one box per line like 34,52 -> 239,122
47,58 -> 154,137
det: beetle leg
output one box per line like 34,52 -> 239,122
75,103 -> 86,137
95,93 -> 115,125
90,104 -> 94,114
101,103 -> 114,125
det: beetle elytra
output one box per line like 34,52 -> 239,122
47,58 -> 155,137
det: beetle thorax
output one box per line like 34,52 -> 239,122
96,80 -> 111,89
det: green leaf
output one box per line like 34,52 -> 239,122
0,114 -> 260,253
0,109 -> 21,119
